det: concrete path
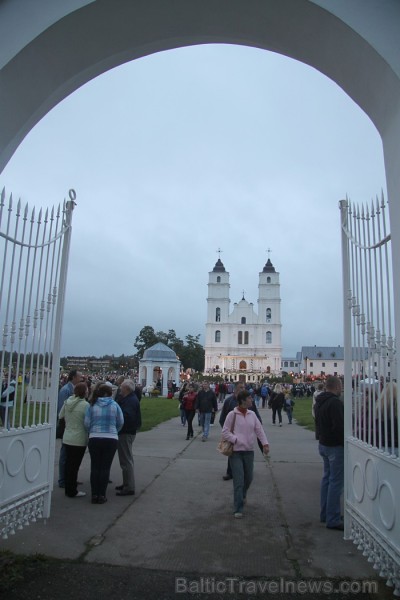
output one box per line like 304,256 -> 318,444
2,408 -> 382,593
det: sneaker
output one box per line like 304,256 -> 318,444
202,436 -> 206,442
234,512 -> 243,519
75,491 -> 86,497
279,423 -> 282,427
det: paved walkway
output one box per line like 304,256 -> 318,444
2,408 -> 384,597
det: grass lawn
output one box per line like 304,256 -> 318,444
140,396 -> 179,431
292,395 -> 315,433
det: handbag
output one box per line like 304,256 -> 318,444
56,417 -> 66,439
217,412 -> 237,457
56,400 -> 67,439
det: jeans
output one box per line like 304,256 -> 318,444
185,410 -> 195,437
286,407 -> 293,424
64,444 -> 86,497
117,433 -> 136,492
180,408 -> 186,425
58,443 -> 67,486
200,412 -> 212,438
229,451 -> 254,514
0,405 -> 11,429
272,407 -> 282,424
88,438 -> 118,498
319,444 -> 344,527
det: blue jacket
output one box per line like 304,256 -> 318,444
84,397 -> 124,439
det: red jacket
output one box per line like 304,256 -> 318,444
182,391 -> 197,411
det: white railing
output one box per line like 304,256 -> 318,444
0,188 -> 75,538
340,194 -> 400,593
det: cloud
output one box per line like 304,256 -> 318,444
0,44 -> 387,358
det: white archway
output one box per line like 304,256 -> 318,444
1,0 -> 400,577
1,1 -> 400,343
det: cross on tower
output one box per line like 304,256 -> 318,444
217,248 -> 223,259
242,289 -> 245,300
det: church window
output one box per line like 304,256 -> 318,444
284,361 -> 288,367
215,330 -> 221,342
290,361 -> 294,367
217,276 -> 221,283
238,331 -> 243,344
266,308 -> 271,322
244,331 -> 249,344
241,317 -> 246,324
266,331 -> 272,344
267,277 -> 271,283
216,307 -> 221,322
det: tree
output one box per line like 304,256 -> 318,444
133,325 -> 204,371
134,326 -> 159,359
180,334 -> 205,371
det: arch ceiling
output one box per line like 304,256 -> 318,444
1,0 -> 400,173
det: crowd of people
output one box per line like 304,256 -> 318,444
57,370 -> 141,504
51,371 -> 397,524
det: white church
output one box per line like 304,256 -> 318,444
204,257 -> 282,381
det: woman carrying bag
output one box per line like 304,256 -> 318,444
221,390 -> 269,518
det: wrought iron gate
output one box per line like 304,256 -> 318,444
0,188 -> 75,538
340,195 -> 400,592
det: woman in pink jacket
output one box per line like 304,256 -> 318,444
222,389 -> 269,518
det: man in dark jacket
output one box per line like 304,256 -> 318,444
315,376 -> 344,530
115,379 -> 141,496
219,382 -> 263,480
195,382 -> 218,441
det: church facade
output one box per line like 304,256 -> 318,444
204,258 -> 282,381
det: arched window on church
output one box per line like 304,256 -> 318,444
244,331 -> 249,344
267,277 -> 271,283
216,307 -> 221,322
217,276 -> 221,283
266,331 -> 272,344
266,308 -> 271,322
238,331 -> 243,345
215,330 -> 221,342
241,317 -> 246,324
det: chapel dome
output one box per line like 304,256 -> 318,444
142,342 -> 178,361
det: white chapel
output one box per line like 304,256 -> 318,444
204,258 -> 282,381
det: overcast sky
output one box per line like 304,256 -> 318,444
0,44 -> 387,358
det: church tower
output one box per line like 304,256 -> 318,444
204,258 -> 230,373
257,258 -> 282,373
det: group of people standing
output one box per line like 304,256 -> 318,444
57,371 -> 141,504
55,370 -> 347,528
